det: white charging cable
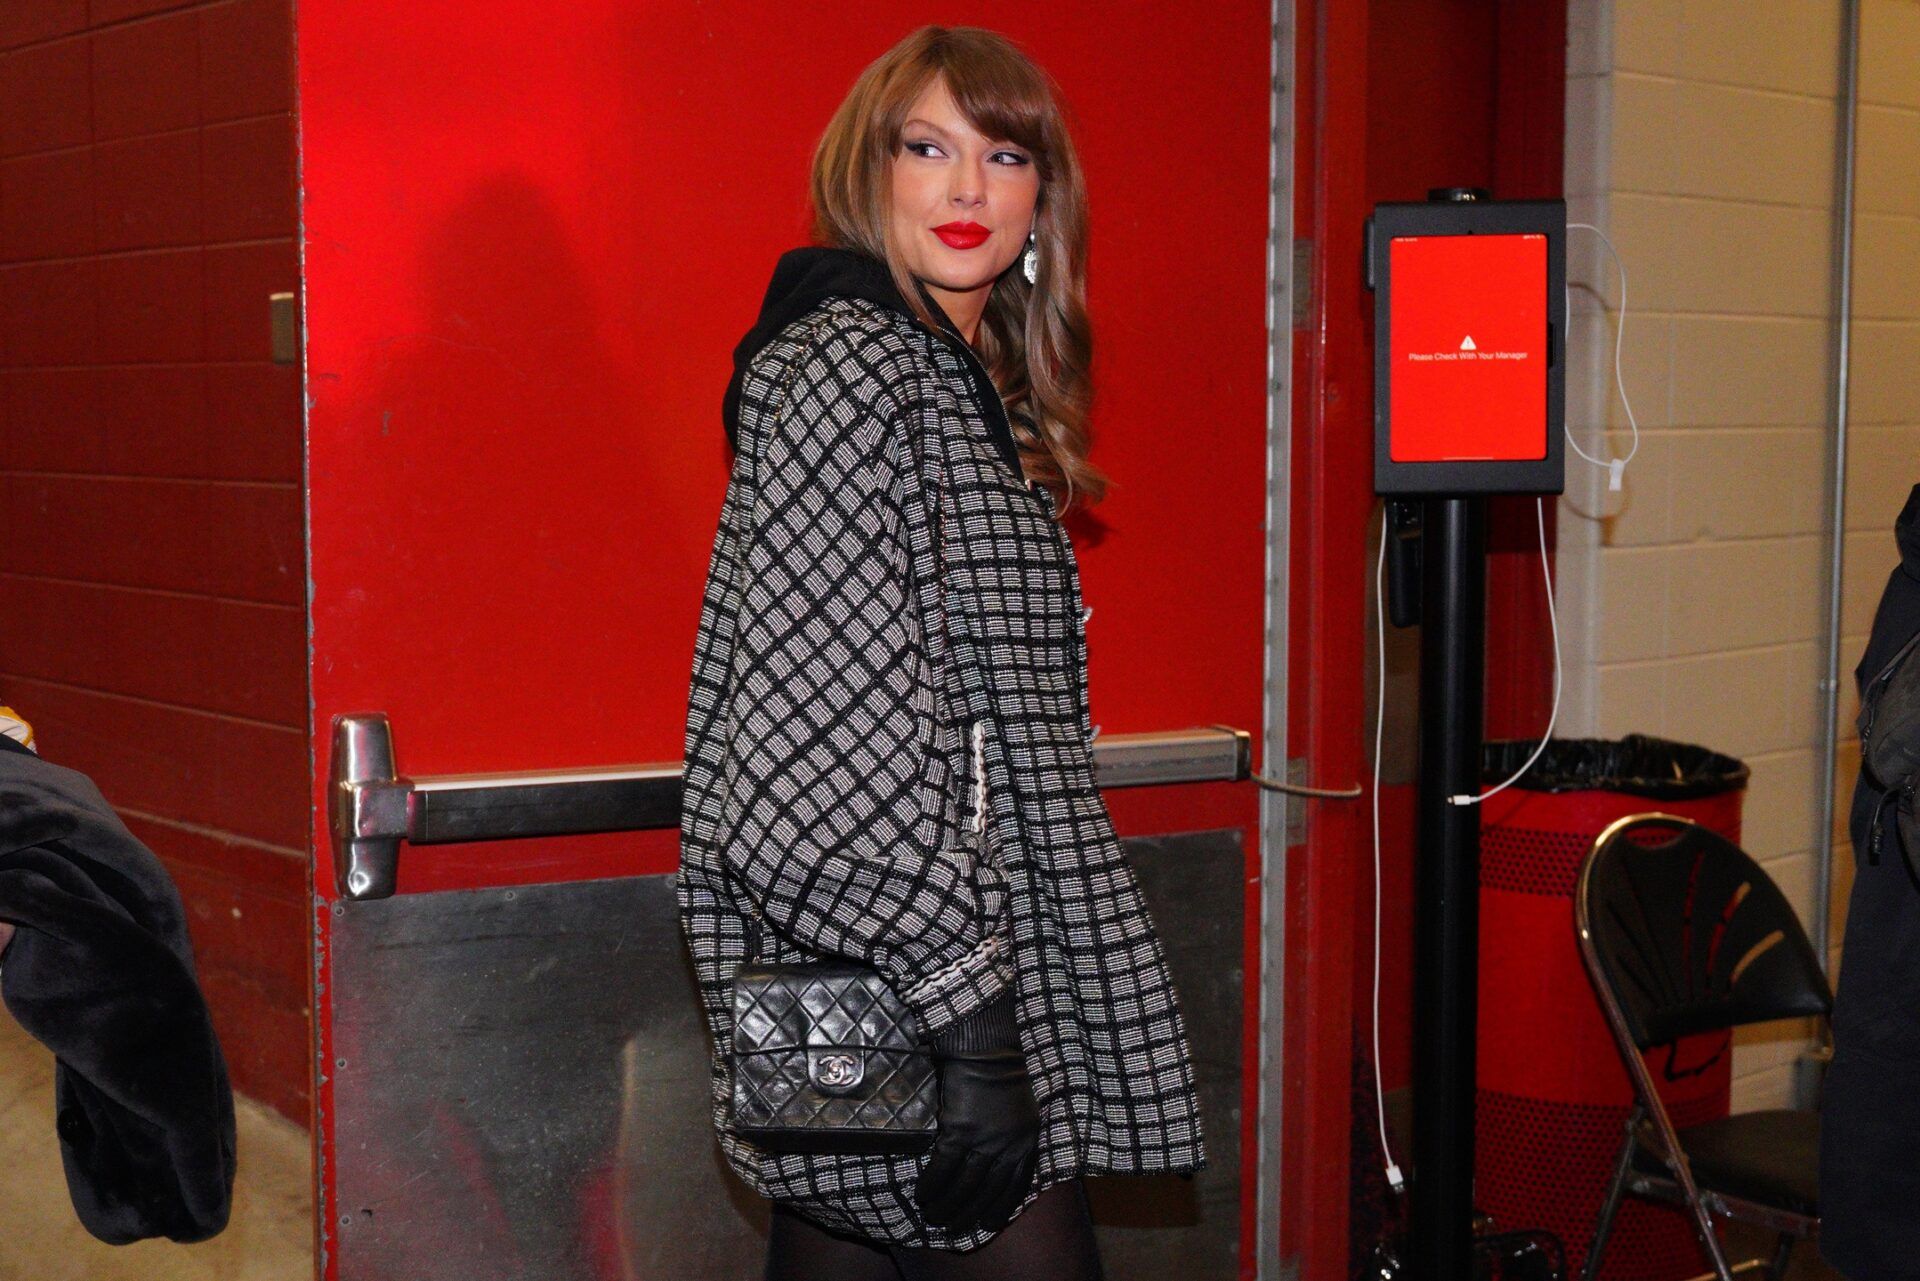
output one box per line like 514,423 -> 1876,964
1365,494 -> 1562,1187
1446,496 -> 1562,806
1443,221 -> 1626,803
1446,221 -> 1617,804
1368,514 -> 1406,1192
1564,222 -> 1638,492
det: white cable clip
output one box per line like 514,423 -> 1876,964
1608,458 -> 1625,492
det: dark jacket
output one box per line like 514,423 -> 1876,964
1821,483 -> 1920,1279
0,734 -> 236,1243
677,246 -> 1206,1250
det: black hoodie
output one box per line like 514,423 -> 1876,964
721,245 -> 1022,478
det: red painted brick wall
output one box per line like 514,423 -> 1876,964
0,0 -> 307,1125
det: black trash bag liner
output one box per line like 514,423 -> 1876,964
1479,733 -> 1748,800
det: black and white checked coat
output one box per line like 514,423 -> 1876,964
677,247 -> 1207,1250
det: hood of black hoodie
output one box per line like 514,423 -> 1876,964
721,245 -> 1021,477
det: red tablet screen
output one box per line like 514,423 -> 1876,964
1388,233 -> 1548,463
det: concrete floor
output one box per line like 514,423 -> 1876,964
0,1005 -> 312,1280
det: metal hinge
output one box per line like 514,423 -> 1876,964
270,291 -> 299,365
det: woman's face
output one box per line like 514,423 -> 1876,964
888,77 -> 1041,315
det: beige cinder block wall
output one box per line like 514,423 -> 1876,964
1558,0 -> 1848,1111
1832,4 -> 1920,984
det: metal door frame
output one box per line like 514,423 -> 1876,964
1259,2 -> 1297,1277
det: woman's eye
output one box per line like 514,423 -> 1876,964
902,140 -> 1028,166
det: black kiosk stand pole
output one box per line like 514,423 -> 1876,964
1368,187 -> 1565,1280
1410,494 -> 1486,1273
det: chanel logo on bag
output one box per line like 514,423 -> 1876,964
809,1050 -> 865,1092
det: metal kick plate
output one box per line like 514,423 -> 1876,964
327,831 -> 1243,1279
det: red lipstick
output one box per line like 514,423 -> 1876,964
933,221 -> 991,249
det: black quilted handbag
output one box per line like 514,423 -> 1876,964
727,912 -> 940,1154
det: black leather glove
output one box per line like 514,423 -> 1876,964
913,989 -> 1041,1234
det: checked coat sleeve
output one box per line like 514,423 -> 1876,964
715,316 -> 1012,1038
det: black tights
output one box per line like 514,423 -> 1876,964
763,1179 -> 1104,1281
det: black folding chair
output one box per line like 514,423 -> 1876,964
1573,813 -> 1830,1281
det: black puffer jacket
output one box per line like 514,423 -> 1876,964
1821,483 -> 1920,1279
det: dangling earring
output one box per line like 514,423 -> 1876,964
1022,230 -> 1039,285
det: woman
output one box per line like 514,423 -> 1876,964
677,25 -> 1207,1279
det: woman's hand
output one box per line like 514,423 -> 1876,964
913,990 -> 1041,1234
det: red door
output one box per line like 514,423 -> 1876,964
299,5 -> 1280,1278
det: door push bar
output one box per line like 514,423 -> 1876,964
328,713 -> 1251,901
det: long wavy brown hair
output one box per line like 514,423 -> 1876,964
809,25 -> 1107,517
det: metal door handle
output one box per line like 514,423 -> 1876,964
328,713 -> 1250,900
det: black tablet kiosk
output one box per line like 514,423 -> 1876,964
1367,198 -> 1566,496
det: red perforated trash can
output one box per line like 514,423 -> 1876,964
1475,735 -> 1749,1279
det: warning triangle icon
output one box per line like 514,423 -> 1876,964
1460,334 -> 1477,351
